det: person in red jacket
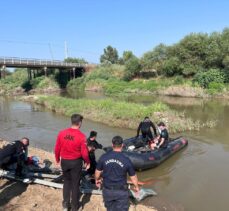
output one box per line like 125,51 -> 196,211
54,114 -> 90,211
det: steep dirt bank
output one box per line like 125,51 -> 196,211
0,139 -> 157,211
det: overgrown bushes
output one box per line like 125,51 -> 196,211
193,69 -> 225,88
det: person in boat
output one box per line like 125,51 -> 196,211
150,122 -> 169,150
0,137 -> 29,176
136,117 -> 157,144
54,114 -> 90,211
95,136 -> 139,211
87,131 -> 103,150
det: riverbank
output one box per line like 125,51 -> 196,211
65,63 -> 229,99
21,95 -> 216,133
0,139 -> 158,211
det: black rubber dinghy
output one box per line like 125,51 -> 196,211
104,136 -> 188,171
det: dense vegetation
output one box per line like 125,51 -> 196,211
98,28 -> 229,91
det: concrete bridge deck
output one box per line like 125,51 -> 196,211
0,57 -> 95,80
0,57 -> 86,69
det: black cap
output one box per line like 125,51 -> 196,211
157,122 -> 166,127
89,131 -> 97,138
112,136 -> 123,147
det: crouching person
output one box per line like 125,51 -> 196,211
95,136 -> 139,211
0,137 -> 29,176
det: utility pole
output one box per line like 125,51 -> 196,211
49,43 -> 54,60
64,41 -> 68,59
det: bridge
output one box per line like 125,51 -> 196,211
0,57 -> 95,80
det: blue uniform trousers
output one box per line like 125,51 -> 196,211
102,188 -> 129,211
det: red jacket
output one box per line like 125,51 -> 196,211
54,128 -> 90,164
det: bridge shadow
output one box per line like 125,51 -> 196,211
21,67 -> 84,91
0,180 -> 28,207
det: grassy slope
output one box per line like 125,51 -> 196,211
67,65 -> 229,98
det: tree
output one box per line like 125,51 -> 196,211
141,44 -> 168,72
122,51 -> 135,63
202,32 -> 222,68
100,45 -> 119,64
223,56 -> 229,82
123,57 -> 141,81
162,57 -> 182,76
64,57 -> 88,64
223,56 -> 229,69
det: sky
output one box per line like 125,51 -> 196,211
0,0 -> 228,63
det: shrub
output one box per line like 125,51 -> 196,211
21,80 -> 32,91
67,77 -> 86,91
181,64 -> 198,77
207,82 -> 225,94
36,77 -> 59,89
193,69 -> 225,88
30,76 -> 46,88
86,64 -> 125,81
174,76 -> 185,85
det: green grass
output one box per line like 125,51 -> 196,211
0,69 -> 59,94
0,69 -> 28,93
23,95 -> 215,133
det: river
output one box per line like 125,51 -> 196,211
0,94 -> 229,211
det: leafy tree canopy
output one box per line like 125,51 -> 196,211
64,57 -> 88,64
100,45 -> 119,64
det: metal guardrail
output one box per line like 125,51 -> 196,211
0,57 -> 87,68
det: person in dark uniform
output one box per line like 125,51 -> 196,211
54,114 -> 90,211
150,122 -> 169,150
86,143 -> 97,176
87,131 -> 103,150
95,136 -> 139,211
86,131 -> 103,176
0,137 -> 29,176
136,117 -> 157,142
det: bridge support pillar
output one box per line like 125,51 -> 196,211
27,68 -> 32,80
32,69 -> 36,78
1,65 -> 6,79
44,67 -> 47,77
73,67 -> 76,79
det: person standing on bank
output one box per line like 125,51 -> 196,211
95,136 -> 139,211
54,114 -> 90,211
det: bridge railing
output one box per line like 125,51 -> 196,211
0,57 -> 86,67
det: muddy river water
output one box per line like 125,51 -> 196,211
0,94 -> 229,211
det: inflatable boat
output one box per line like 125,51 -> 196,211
104,136 -> 188,171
